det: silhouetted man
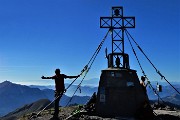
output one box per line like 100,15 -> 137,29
41,68 -> 80,119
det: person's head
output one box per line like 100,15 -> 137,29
141,76 -> 146,82
55,68 -> 60,75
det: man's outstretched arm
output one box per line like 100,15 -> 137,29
41,76 -> 53,79
66,75 -> 80,79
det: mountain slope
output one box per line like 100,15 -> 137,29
1,99 -> 53,120
0,81 -> 90,117
0,81 -> 48,116
163,94 -> 180,105
146,83 -> 180,100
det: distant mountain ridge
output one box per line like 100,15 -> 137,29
0,81 -> 48,116
163,94 -> 180,105
29,80 -> 180,100
0,80 -> 180,117
0,81 -> 90,117
29,81 -> 180,105
29,84 -> 98,97
146,83 -> 180,100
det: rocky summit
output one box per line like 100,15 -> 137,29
18,104 -> 180,120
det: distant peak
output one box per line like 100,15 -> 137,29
0,80 -> 13,86
2,80 -> 12,83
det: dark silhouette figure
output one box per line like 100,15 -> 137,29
115,55 -> 120,68
140,76 -> 147,94
41,68 -> 80,119
136,76 -> 154,120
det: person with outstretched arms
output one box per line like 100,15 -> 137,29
41,68 -> 80,119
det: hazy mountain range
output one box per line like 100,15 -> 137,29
30,80 -> 180,101
0,80 -> 180,117
146,83 -> 180,101
0,81 -> 90,117
29,84 -> 98,97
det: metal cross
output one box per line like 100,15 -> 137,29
100,6 -> 135,68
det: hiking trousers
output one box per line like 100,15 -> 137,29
54,91 -> 62,117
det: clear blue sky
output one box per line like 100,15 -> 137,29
0,0 -> 179,85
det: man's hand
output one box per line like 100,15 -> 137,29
41,76 -> 45,79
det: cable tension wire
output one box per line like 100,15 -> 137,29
65,29 -> 110,106
125,30 -> 165,104
125,29 -> 180,95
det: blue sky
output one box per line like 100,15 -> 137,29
0,0 -> 179,85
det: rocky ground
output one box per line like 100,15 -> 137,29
154,110 -> 180,117
18,105 -> 180,120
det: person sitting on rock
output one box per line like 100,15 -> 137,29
140,76 -> 150,95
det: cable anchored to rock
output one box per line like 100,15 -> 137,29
65,29 -> 110,106
125,29 -> 180,95
29,29 -> 110,119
